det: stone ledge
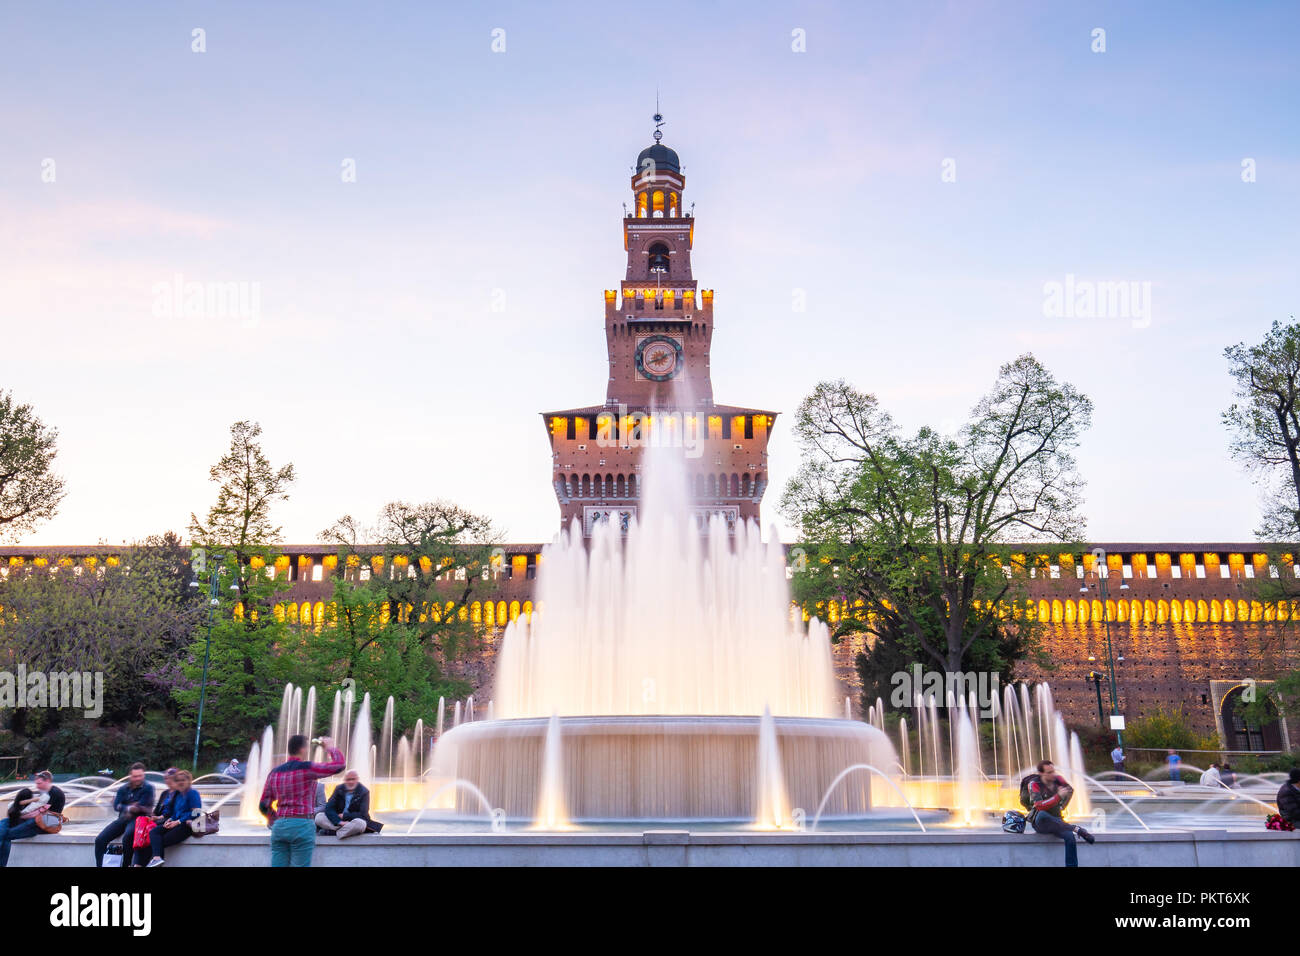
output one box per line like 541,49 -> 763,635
8,828 -> 1298,867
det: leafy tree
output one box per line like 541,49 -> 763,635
320,500 -> 502,663
294,577 -> 471,736
1236,677 -> 1294,734
855,610 -> 1031,718
0,533 -> 200,757
1223,318 -> 1300,539
177,421 -> 297,756
782,354 -> 1091,675
0,389 -> 66,539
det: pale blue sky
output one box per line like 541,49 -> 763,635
2,0 -> 1297,545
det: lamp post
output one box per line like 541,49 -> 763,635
1086,669 -> 1106,726
190,551 -> 237,773
1081,548 -> 1128,749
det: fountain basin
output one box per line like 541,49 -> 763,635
431,715 -> 895,821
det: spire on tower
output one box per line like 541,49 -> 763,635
652,94 -> 664,144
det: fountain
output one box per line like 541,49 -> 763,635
428,437 -> 897,822
211,424 -> 1272,836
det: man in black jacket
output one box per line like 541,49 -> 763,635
316,770 -> 382,839
93,762 -> 156,867
1276,768 -> 1300,825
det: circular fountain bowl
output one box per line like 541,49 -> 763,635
431,715 -> 894,821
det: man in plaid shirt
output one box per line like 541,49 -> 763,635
259,734 -> 345,867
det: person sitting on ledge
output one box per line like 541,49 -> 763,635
1199,763 -> 1222,788
0,770 -> 66,867
94,761 -> 155,867
316,770 -> 382,838
1026,760 -> 1095,867
259,734 -> 345,867
1276,769 -> 1300,827
134,769 -> 201,868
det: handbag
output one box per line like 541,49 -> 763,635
132,817 -> 157,848
190,807 -> 220,836
34,810 -> 66,834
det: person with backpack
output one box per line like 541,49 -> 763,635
1022,760 -> 1096,867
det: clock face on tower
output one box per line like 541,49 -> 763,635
635,335 -> 684,382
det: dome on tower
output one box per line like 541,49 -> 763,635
636,142 -> 680,174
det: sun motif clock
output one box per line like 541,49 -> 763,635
635,334 -> 684,382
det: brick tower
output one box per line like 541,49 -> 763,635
542,115 -> 776,537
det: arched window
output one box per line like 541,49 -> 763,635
652,190 -> 665,217
648,241 -> 670,276
1221,685 -> 1283,751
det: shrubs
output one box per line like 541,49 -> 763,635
1124,707 -> 1219,753
9,710 -> 191,777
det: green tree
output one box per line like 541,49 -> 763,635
0,389 -> 66,540
295,577 -> 472,735
178,421 -> 297,756
274,500 -> 502,739
782,354 -> 1091,675
0,533 -> 200,758
319,499 -> 502,664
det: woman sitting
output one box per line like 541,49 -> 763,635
6,789 -> 34,825
133,769 -> 202,868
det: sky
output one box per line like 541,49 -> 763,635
1,0 -> 1297,547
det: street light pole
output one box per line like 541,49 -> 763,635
191,551 -> 230,773
1087,671 -> 1105,726
1099,573 -> 1123,749
1082,549 -> 1127,749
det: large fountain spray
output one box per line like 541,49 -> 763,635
494,448 -> 837,719
430,426 -> 896,822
